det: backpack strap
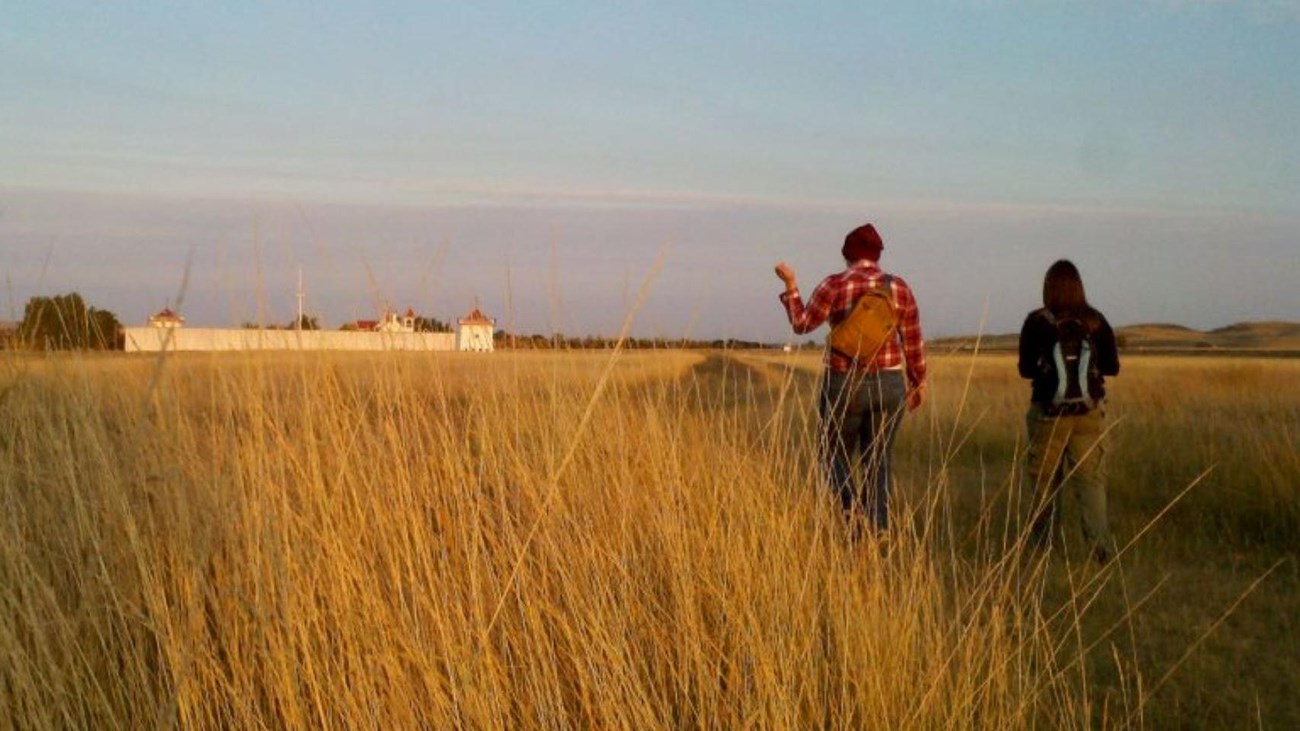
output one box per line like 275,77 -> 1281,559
877,273 -> 895,301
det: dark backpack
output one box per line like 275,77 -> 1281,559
1040,309 -> 1098,415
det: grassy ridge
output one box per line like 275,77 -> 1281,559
932,320 -> 1300,353
0,351 -> 1296,728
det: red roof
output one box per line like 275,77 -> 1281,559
458,307 -> 494,325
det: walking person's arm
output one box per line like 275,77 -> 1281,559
1018,313 -> 1044,379
895,280 -> 927,411
774,261 -> 835,335
1093,313 -> 1120,377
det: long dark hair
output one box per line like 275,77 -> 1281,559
1042,259 -> 1088,315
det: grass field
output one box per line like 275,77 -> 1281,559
1,349 -> 1296,729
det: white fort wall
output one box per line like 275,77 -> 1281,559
123,327 -> 457,353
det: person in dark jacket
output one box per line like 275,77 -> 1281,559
1018,259 -> 1119,563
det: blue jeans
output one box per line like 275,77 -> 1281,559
819,369 -> 907,531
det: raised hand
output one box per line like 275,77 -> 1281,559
774,262 -> 797,289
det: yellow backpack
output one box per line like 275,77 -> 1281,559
827,274 -> 898,361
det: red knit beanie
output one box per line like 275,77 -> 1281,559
842,223 -> 884,262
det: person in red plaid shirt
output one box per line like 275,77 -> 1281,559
774,223 -> 926,533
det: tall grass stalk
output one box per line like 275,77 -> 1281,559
2,350 -> 1293,728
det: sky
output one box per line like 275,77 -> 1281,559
3,0 -> 1298,341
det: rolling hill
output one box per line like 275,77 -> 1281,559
931,321 -> 1300,353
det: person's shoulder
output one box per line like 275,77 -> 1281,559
877,271 -> 920,308
815,269 -> 850,290
1084,307 -> 1114,332
1023,307 -> 1050,324
878,270 -> 913,292
827,263 -> 868,281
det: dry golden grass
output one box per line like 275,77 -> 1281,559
1,349 -> 1296,729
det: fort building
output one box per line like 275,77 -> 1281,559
456,308 -> 496,352
123,305 -> 493,353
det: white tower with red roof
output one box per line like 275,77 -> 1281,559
456,306 -> 495,352
148,308 -> 185,328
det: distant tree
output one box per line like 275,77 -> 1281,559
288,314 -> 321,331
18,293 -> 122,350
0,321 -> 19,350
413,316 -> 452,333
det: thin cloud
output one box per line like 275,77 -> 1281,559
385,178 -> 1299,224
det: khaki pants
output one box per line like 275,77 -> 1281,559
1026,403 -> 1111,554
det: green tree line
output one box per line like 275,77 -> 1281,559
14,293 -> 122,351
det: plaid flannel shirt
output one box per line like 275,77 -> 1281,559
779,260 -> 927,384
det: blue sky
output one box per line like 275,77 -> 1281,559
3,1 -> 1298,339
